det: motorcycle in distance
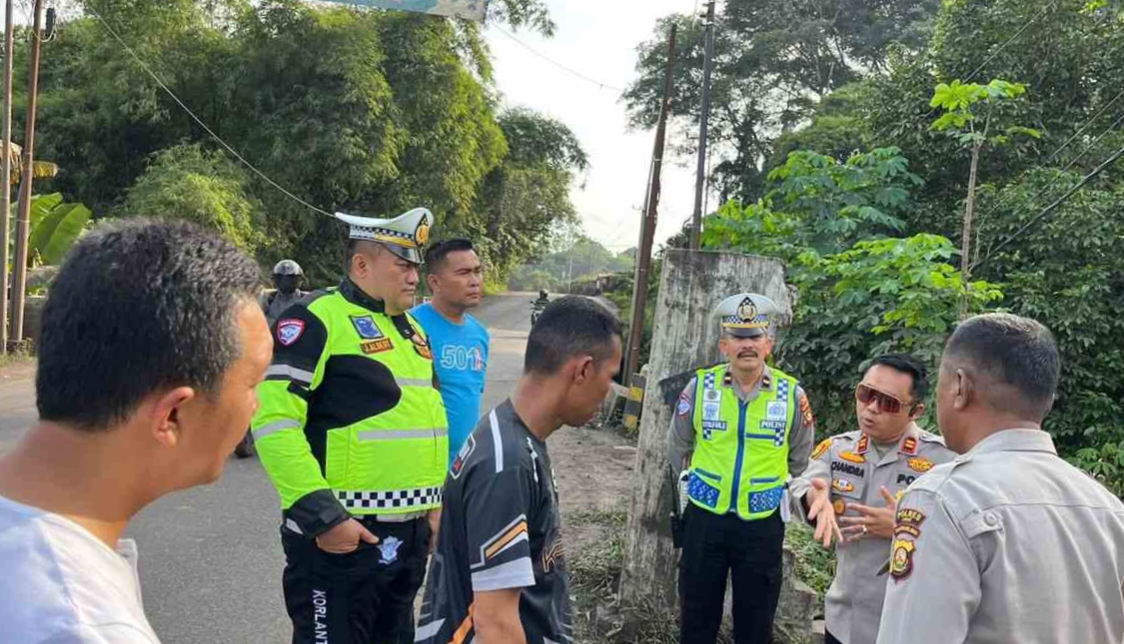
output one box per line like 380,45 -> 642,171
530,290 -> 550,325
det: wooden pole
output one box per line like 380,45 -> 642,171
625,23 -> 677,386
688,1 -> 716,250
0,0 -> 13,354
10,0 -> 43,347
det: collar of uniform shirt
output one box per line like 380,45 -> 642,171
339,277 -> 386,314
721,365 -> 773,401
967,428 -> 1056,457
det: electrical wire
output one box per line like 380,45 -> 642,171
491,24 -> 625,93
85,3 -> 336,218
973,107 -> 1124,268
977,137 -> 1124,269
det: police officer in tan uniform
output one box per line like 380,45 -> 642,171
876,314 -> 1124,644
790,354 -> 954,644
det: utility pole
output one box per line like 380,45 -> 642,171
625,23 -> 677,385
688,0 -> 716,251
0,0 -> 13,355
10,0 -> 43,348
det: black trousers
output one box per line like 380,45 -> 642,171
281,516 -> 429,644
678,504 -> 785,644
824,630 -> 844,644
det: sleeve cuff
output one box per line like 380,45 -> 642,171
285,489 -> 351,539
471,557 -> 536,592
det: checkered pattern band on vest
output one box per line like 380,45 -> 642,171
336,487 -> 443,510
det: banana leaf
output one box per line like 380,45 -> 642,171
29,201 -> 91,266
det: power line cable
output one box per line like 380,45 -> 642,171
491,24 -> 625,93
977,138 -> 1124,269
973,103 -> 1124,268
1044,84 -> 1124,164
85,3 -> 336,218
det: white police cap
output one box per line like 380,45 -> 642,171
334,207 -> 433,265
713,293 -> 779,338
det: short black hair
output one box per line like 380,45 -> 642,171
424,238 -> 475,273
868,353 -> 928,401
36,219 -> 261,431
943,313 -> 1060,419
525,296 -> 622,375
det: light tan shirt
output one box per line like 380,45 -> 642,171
790,424 -> 954,644
876,429 -> 1124,644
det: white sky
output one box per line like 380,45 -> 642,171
484,0 -> 707,253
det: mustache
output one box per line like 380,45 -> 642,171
736,350 -> 759,359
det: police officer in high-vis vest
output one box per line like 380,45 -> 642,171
252,207 -> 448,644
668,293 -> 815,644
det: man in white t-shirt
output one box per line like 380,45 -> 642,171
0,220 -> 273,644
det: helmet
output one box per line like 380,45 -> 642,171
273,260 -> 303,276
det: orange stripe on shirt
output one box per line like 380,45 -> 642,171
449,603 -> 474,644
484,521 -> 528,559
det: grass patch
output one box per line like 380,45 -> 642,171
0,345 -> 34,371
784,522 -> 836,611
568,508 -> 628,599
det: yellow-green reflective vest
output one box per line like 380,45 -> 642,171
252,280 -> 448,533
687,364 -> 797,520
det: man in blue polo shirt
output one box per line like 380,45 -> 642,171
412,238 -> 490,465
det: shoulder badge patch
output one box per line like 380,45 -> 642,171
811,438 -> 832,461
839,451 -> 866,464
800,394 -> 815,428
856,433 -> 870,454
351,315 -> 383,340
277,319 -> 305,347
908,457 -> 934,473
677,393 -> 692,417
896,507 -> 927,528
890,538 -> 916,580
901,436 -> 919,456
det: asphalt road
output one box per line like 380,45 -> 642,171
0,293 -> 536,644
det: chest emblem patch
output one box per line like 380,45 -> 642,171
351,315 -> 382,339
908,457 -> 934,473
361,338 -> 393,355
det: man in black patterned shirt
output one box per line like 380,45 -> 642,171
416,296 -> 622,644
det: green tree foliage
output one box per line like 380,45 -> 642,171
977,169 -> 1124,493
119,144 -> 263,252
472,109 -> 589,281
690,0 -> 1124,485
508,234 -> 632,292
702,148 -> 1001,433
22,0 -> 578,285
623,1 -> 941,202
